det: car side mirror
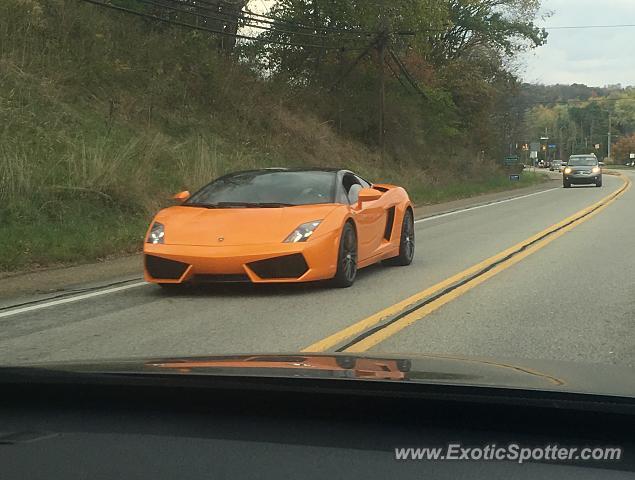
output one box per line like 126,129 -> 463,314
561,162 -> 567,166
173,190 -> 191,201
357,188 -> 382,206
599,162 -> 605,167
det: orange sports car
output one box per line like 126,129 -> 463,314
143,168 -> 414,288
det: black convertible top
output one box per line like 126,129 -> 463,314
215,167 -> 343,180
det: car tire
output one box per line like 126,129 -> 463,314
596,178 -> 602,187
330,222 -> 358,288
563,181 -> 571,188
383,209 -> 415,267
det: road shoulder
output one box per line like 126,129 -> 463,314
0,174 -> 560,300
415,174 -> 560,219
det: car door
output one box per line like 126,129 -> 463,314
342,173 -> 385,262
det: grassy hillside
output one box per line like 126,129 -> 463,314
0,0 -> 545,272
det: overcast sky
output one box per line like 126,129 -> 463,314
520,0 -> 635,87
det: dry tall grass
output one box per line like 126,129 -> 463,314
0,0 -> 534,271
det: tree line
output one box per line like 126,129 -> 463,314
519,84 -> 635,164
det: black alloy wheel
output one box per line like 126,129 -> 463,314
383,209 -> 415,266
331,222 -> 358,288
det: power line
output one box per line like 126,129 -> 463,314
164,0 -> 372,37
397,22 -> 635,37
385,57 -> 411,93
245,8 -> 415,36
545,24 -> 635,30
327,35 -> 381,92
186,0 -> 378,35
189,0 -> 416,37
388,48 -> 427,99
79,0 -> 366,50
130,0 -> 367,41
519,97 -> 635,107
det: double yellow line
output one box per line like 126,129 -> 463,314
303,174 -> 631,353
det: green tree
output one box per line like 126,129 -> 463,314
244,0 -> 546,160
613,134 -> 635,164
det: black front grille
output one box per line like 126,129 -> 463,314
248,254 -> 309,279
384,206 -> 396,240
193,274 -> 251,283
145,255 -> 189,280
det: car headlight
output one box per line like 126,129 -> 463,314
592,166 -> 600,173
564,167 -> 572,174
284,220 -> 322,243
147,222 -> 165,244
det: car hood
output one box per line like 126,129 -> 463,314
14,353 -> 635,399
155,204 -> 340,246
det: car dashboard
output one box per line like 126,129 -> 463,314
1,370 -> 634,479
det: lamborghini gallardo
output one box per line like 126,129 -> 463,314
143,168 -> 414,288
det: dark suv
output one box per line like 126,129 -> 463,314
563,155 -> 603,188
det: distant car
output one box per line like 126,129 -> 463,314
537,160 -> 545,168
550,160 -> 562,171
563,155 -> 603,188
143,168 -> 414,288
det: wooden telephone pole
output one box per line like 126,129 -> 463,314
378,0 -> 388,155
607,111 -> 612,161
378,33 -> 386,153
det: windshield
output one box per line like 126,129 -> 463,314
568,157 -> 598,166
185,171 -> 336,206
3,0 -> 635,406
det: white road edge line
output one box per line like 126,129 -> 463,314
415,187 -> 560,223
1,185 -> 560,318
0,281 -> 147,319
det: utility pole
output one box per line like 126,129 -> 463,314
378,33 -> 386,153
378,0 -> 388,155
607,112 -> 612,161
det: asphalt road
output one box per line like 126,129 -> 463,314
1,171 -> 633,367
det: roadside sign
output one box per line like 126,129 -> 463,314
509,174 -> 520,182
530,151 -> 538,159
630,153 -> 635,159
548,144 -> 557,149
504,155 -> 519,166
530,142 -> 540,152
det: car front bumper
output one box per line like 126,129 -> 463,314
143,230 -> 340,284
564,174 -> 601,184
